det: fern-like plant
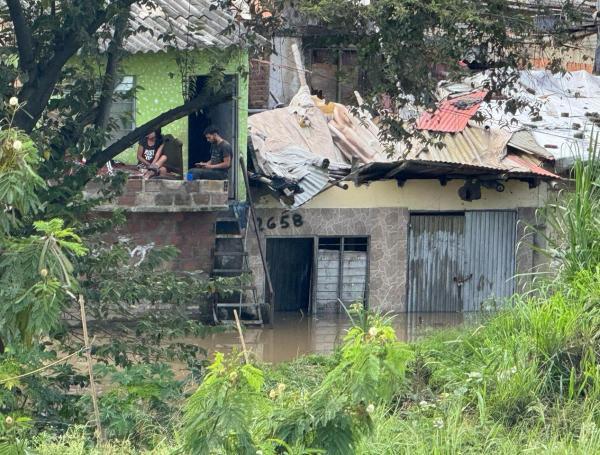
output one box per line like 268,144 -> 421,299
0,218 -> 87,345
183,352 -> 267,454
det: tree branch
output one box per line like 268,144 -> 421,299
87,91 -> 232,167
95,10 -> 130,130
6,0 -> 35,74
12,0 -> 139,132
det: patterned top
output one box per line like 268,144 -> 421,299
139,137 -> 163,162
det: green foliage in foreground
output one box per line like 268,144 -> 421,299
25,270 -> 600,454
10,139 -> 600,453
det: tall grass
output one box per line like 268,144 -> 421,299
27,143 -> 600,454
535,140 -> 600,280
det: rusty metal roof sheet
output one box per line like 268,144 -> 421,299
400,125 -> 511,170
503,153 -> 560,178
416,91 -> 487,133
124,0 -> 238,53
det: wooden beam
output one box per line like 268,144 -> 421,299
291,43 -> 308,87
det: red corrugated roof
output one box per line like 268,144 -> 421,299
504,154 -> 560,179
416,90 -> 487,133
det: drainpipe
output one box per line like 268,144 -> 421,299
595,1 -> 600,74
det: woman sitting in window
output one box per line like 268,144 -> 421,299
137,129 -> 167,179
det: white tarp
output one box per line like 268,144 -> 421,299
248,86 -> 342,208
445,70 -> 599,170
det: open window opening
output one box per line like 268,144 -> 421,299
188,75 -> 238,197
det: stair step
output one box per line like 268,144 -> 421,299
217,285 -> 257,292
219,319 -> 263,325
216,302 -> 265,308
214,251 -> 248,257
216,234 -> 243,239
212,268 -> 251,274
216,215 -> 239,222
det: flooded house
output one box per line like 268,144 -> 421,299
245,70 -> 600,316
88,0 -> 251,273
88,0 -> 600,324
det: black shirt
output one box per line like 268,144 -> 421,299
210,140 -> 232,167
139,137 -> 163,162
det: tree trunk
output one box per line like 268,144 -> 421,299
87,91 -> 231,167
95,11 -> 130,130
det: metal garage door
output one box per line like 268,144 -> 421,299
408,211 -> 517,312
408,214 -> 465,312
462,211 -> 517,311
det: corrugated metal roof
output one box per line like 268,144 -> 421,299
443,70 -> 600,167
515,0 -> 595,11
123,0 -> 238,53
416,91 -> 487,133
503,154 -> 560,178
402,125 -> 512,170
248,85 -> 559,206
508,130 -> 554,159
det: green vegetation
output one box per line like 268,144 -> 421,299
3,1 -> 597,453
7,144 -> 596,454
20,271 -> 600,454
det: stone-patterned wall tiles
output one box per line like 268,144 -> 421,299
247,207 -> 409,313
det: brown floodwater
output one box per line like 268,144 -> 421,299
195,312 -> 467,363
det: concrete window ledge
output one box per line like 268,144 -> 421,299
85,178 -> 229,212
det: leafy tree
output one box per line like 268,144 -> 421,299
0,0 -> 278,212
297,0 -> 587,142
0,1 -> 275,442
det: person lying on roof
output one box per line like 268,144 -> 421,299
137,129 -> 167,179
188,125 -> 232,180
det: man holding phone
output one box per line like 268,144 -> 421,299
189,125 -> 232,180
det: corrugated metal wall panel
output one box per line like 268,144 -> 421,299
316,249 -> 340,312
408,215 -> 464,312
463,211 -> 517,311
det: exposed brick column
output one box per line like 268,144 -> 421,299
249,58 -> 271,109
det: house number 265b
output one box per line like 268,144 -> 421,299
256,214 -> 303,231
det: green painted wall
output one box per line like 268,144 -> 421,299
119,49 -> 248,199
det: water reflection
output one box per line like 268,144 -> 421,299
197,312 -> 466,363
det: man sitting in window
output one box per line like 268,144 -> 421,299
189,126 -> 232,180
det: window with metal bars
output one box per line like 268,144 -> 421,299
107,76 -> 136,144
315,236 -> 369,312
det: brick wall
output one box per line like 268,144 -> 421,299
87,178 -> 231,273
87,178 -> 229,212
249,59 -> 270,109
109,211 -> 217,272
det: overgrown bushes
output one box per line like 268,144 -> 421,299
182,307 -> 414,454
4,114 -> 600,454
